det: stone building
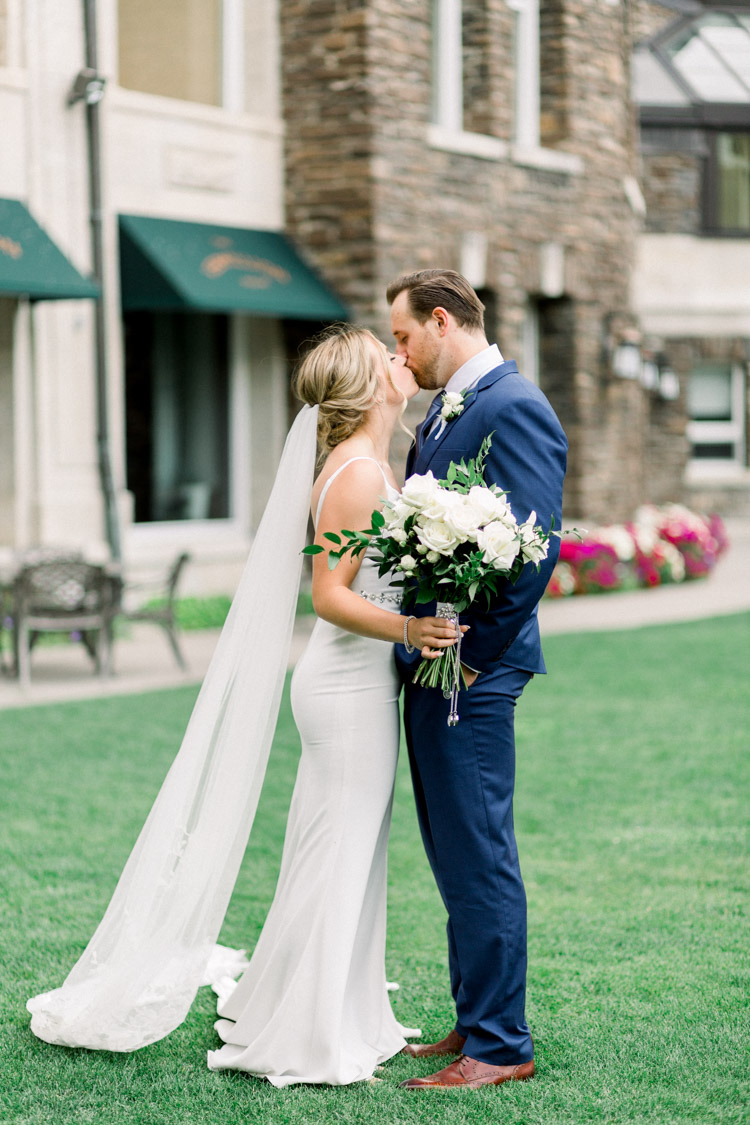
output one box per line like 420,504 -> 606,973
2,0 -> 742,601
632,0 -> 750,516
281,0 -> 661,523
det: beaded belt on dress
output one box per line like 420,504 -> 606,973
360,590 -> 402,606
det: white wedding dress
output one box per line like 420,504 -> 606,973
207,458 -> 413,1086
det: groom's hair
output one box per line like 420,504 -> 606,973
386,269 -> 485,333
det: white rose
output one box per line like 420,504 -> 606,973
468,485 -> 511,525
442,496 -> 485,542
383,497 -> 412,531
477,520 -> 521,571
426,550 -> 440,564
416,518 -> 462,556
390,527 -> 408,545
440,391 -> 464,419
401,471 -> 441,510
400,555 -> 417,571
419,488 -> 463,522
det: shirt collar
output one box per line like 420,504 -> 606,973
443,344 -> 504,396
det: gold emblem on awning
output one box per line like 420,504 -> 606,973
0,235 -> 23,259
201,237 -> 291,288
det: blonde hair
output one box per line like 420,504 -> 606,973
294,324 -> 410,453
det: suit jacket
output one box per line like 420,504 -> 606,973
401,360 -> 568,676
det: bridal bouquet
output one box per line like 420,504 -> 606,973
304,437 -> 553,724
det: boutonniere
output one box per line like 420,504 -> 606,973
434,389 -> 473,439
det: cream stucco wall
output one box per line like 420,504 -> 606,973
0,0 -> 287,594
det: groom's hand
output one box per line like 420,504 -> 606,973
461,664 -> 479,687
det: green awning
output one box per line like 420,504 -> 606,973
0,198 -> 99,300
119,214 -> 349,320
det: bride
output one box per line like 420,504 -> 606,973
27,325 -> 459,1087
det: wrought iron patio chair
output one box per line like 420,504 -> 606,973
119,552 -> 191,671
11,559 -> 122,688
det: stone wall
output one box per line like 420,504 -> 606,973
282,0 -> 659,522
641,127 -> 706,235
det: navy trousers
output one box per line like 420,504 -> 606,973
401,663 -> 534,1065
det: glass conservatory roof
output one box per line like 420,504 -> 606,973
635,10 -> 750,107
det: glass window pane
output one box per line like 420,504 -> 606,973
669,29 -> 750,102
688,364 -> 733,421
691,442 -> 736,460
717,133 -> 750,230
699,22 -> 750,91
125,312 -> 230,523
118,0 -> 222,106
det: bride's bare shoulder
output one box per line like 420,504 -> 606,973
312,449 -> 387,522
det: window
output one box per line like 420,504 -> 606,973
508,0 -> 540,149
431,0 -> 464,131
124,312 -> 230,523
687,361 -> 746,464
706,132 -> 750,232
118,0 -> 223,106
665,13 -> 750,105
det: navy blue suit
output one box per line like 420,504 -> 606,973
395,359 -> 567,1065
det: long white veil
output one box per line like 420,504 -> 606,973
27,405 -> 320,1051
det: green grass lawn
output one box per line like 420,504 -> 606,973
1,614 -> 748,1125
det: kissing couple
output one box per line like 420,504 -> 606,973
28,270 -> 567,1091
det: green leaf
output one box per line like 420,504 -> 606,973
322,532 -> 342,545
301,544 -> 325,556
327,551 -> 341,571
372,509 -> 385,529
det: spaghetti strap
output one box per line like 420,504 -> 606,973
314,457 -> 390,527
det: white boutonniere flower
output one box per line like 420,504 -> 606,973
434,389 -> 473,439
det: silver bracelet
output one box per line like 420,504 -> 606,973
403,615 -> 416,653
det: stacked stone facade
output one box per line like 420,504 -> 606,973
281,0 -> 663,524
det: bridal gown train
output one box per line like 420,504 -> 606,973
207,458 -> 412,1087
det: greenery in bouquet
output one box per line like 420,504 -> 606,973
304,437 -> 554,705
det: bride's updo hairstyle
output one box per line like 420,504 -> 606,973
294,324 -> 388,453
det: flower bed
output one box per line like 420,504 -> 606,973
545,505 -> 728,598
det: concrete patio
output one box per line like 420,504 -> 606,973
1,518 -> 747,711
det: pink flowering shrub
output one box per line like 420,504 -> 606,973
546,506 -> 728,597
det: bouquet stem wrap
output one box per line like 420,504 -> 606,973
412,602 -> 466,726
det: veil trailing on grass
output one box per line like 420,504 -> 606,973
27,405 -> 320,1051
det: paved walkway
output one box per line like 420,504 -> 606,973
1,518 -> 747,711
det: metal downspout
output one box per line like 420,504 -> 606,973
82,0 -> 121,562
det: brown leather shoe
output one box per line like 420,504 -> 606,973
400,1054 -> 535,1089
401,1028 -> 466,1058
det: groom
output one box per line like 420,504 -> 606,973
389,270 -> 567,1090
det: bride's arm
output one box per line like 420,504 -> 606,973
311,459 -> 459,654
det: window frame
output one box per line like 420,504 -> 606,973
687,361 -> 747,466
703,128 -> 750,235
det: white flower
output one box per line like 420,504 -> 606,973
477,520 -> 521,570
400,555 -> 417,571
416,543 -> 428,554
390,527 -> 408,545
518,510 -> 550,565
592,524 -> 635,562
382,497 -> 412,531
467,485 -> 512,525
440,391 -> 465,421
419,488 -> 463,522
401,471 -> 441,510
442,496 -> 485,542
416,517 -> 462,556
426,550 -> 440,564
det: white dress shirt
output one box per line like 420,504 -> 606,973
426,343 -> 504,439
